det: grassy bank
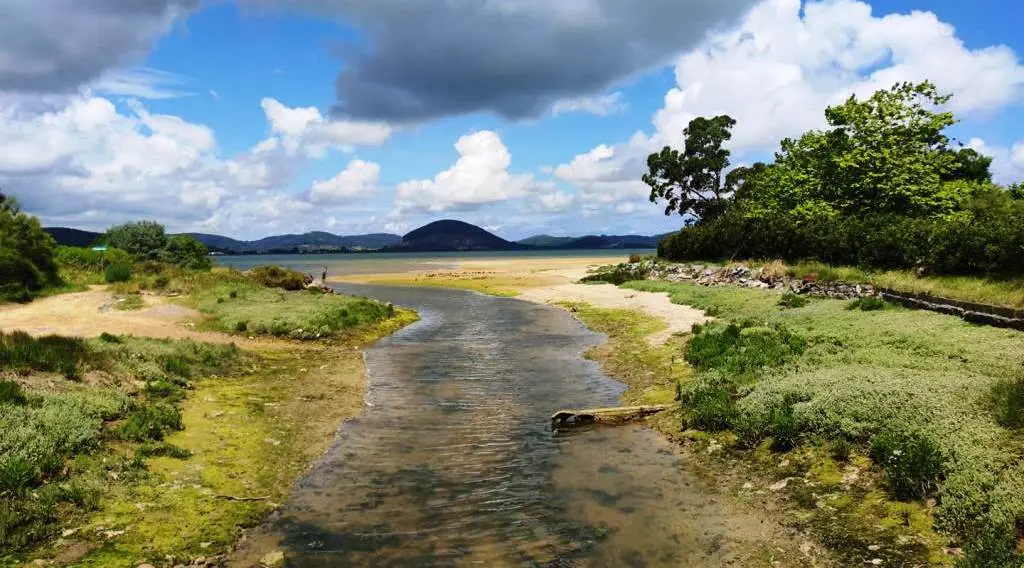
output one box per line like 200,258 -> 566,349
1,266 -> 418,566
736,260 -> 1024,309
590,280 -> 1024,566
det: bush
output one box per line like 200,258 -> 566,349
0,196 -> 59,302
116,404 -> 183,441
54,246 -> 132,272
104,263 -> 132,283
628,253 -> 643,263
105,221 -> 167,261
249,265 -> 308,290
685,321 -> 807,377
869,432 -> 945,500
830,438 -> 853,462
0,380 -> 26,405
0,457 -> 39,494
162,235 -> 212,270
146,380 -> 185,402
847,297 -> 888,311
682,376 -> 737,431
580,262 -> 650,285
778,293 -> 809,309
98,332 -> 121,344
135,442 -> 191,460
234,320 -> 248,333
0,331 -> 86,379
989,376 -> 1024,429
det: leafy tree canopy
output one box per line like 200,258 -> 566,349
0,193 -> 60,301
163,235 -> 212,270
105,221 -> 168,261
644,114 -> 737,222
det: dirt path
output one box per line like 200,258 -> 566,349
0,286 -> 240,344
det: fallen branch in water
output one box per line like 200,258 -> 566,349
216,494 -> 270,502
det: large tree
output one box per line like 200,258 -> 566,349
0,193 -> 60,301
105,221 -> 168,261
643,115 -> 737,222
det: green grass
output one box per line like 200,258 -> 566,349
625,279 -> 1024,565
112,293 -> 144,311
0,334 -> 243,556
187,280 -> 395,339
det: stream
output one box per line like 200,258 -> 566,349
238,285 -> 773,567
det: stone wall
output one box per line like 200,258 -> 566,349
633,261 -> 876,300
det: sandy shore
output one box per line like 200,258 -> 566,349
334,255 -> 709,343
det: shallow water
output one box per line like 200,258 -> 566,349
240,285 -> 771,567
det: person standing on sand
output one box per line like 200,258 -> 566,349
321,265 -> 328,283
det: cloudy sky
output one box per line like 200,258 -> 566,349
1,0 -> 1022,240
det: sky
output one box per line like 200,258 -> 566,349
1,0 -> 1022,241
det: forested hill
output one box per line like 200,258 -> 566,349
389,220 -> 524,252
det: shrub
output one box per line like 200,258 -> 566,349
105,221 -> 167,261
847,297 -> 888,311
161,235 -> 212,270
0,197 -> 59,302
0,331 -> 86,379
830,438 -> 853,462
685,321 -> 807,377
104,263 -> 132,283
682,377 -> 737,431
580,263 -> 650,285
234,320 -> 248,333
153,275 -> 170,289
869,432 -> 945,500
249,265 -> 307,290
116,404 -> 183,441
160,355 -> 191,378
989,376 -> 1024,429
146,380 -> 185,402
628,253 -> 642,263
0,458 -> 39,494
98,332 -> 122,344
0,380 -> 26,405
765,393 -> 806,451
778,293 -> 809,309
135,442 -> 192,460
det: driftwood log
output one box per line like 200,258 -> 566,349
550,404 -> 671,430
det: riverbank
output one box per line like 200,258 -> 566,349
336,255 -> 1024,566
0,268 -> 416,567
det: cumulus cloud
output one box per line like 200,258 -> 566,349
309,159 -> 381,203
259,98 -> 392,157
551,92 -> 627,117
968,138 -> 1024,184
0,0 -> 195,92
393,130 -> 543,214
243,0 -> 756,121
554,0 -> 1024,216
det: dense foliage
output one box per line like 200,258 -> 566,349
105,221 -> 211,269
0,194 -> 60,302
656,82 -> 1023,276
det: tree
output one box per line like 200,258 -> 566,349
106,221 -> 168,261
644,115 -> 737,222
0,194 -> 60,301
162,235 -> 212,270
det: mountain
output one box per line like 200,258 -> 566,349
518,233 -> 669,249
516,235 -> 578,247
44,227 -> 103,247
186,231 -> 402,253
389,220 -> 524,252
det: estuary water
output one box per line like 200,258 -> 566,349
235,284 -> 773,567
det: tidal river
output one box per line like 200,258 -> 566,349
239,285 -> 772,567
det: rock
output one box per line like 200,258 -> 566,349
868,559 -> 883,566
769,478 -> 790,491
868,545 -> 881,551
137,565 -> 155,568
742,482 -> 754,490
260,550 -> 285,567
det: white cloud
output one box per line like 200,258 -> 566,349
653,0 -> 1024,152
310,159 -> 381,203
968,138 -> 1024,184
259,98 -> 393,158
551,92 -> 628,116
552,0 -> 1024,217
393,130 -> 543,214
536,191 -> 576,212
92,67 -> 191,100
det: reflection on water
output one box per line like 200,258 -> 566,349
237,285 -> 767,567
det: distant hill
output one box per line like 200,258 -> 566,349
517,235 -> 578,247
44,227 -> 103,247
518,233 -> 668,249
186,231 -> 402,254
390,220 -> 524,252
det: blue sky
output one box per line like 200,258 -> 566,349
1,0 -> 1022,240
